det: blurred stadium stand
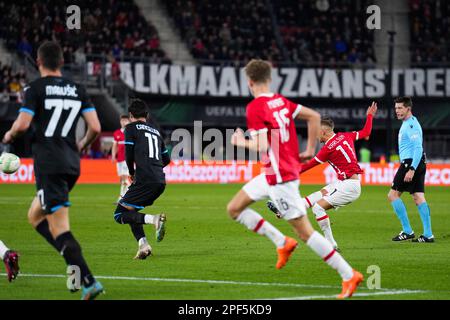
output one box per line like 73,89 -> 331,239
410,0 -> 450,66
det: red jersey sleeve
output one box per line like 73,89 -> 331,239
286,98 -> 303,119
314,146 -> 329,164
300,158 -> 321,174
246,101 -> 267,136
351,114 -> 373,141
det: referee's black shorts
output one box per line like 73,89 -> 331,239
392,156 -> 426,194
119,182 -> 166,211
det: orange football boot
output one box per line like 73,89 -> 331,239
337,270 -> 364,299
276,237 -> 298,269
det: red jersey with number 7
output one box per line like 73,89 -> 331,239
301,114 -> 374,180
246,93 -> 303,185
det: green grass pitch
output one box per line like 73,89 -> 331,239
0,183 -> 449,300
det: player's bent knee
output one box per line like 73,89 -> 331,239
387,191 -> 399,202
113,205 -> 128,224
226,202 -> 241,219
413,193 -> 426,205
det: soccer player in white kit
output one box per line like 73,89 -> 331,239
227,59 -> 363,299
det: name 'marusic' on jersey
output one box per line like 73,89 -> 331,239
20,76 -> 96,175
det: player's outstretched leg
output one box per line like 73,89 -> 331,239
129,224 -> 152,259
312,202 -> 339,250
303,191 -> 324,209
269,196 -> 339,250
0,240 -> 19,282
114,204 -> 166,258
227,190 -> 297,269
28,197 -> 61,252
48,208 -> 103,300
412,194 -> 434,243
388,190 -> 415,241
289,216 -> 363,299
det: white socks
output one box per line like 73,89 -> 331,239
303,191 -> 323,208
237,209 -> 286,248
144,214 -> 157,225
120,182 -> 129,198
138,237 -> 148,247
306,231 -> 353,281
0,240 -> 9,260
312,203 -> 337,248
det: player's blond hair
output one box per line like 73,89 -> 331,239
321,117 -> 334,131
244,59 -> 272,84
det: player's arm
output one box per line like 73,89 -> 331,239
124,126 -> 136,177
300,158 -> 321,174
111,140 -> 118,162
162,150 -> 171,167
410,129 -> 423,171
404,129 -> 423,182
300,147 -> 328,174
2,112 -> 33,143
125,143 -> 135,176
295,106 -> 321,161
78,110 -> 101,152
355,102 -> 377,141
231,128 -> 269,153
2,86 -> 35,144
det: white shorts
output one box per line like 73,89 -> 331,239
322,178 -> 361,208
116,161 -> 129,177
243,174 -> 307,221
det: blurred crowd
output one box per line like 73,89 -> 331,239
164,0 -> 376,67
0,0 -> 170,65
410,0 -> 450,66
165,0 -> 282,66
274,0 -> 376,67
0,62 -> 26,103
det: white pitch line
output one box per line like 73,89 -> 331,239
0,273 -> 420,296
0,273 -> 340,289
269,289 -> 427,300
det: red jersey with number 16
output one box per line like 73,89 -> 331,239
246,93 -> 303,185
301,115 -> 374,180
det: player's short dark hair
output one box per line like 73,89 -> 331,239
321,117 -> 334,130
120,114 -> 129,120
128,99 -> 149,118
37,41 -> 63,71
394,96 -> 413,109
244,59 -> 272,84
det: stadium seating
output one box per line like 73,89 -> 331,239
273,0 -> 376,67
410,0 -> 450,66
163,0 -> 283,66
0,0 -> 169,63
163,0 -> 376,66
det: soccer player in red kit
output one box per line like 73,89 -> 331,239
227,59 -> 363,299
269,103 -> 377,250
112,115 -> 130,201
